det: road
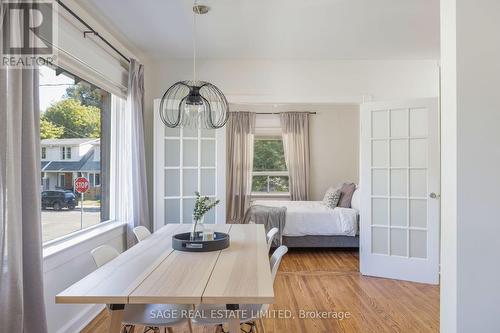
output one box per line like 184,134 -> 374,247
42,206 -> 101,243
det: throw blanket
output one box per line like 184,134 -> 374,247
242,205 -> 287,246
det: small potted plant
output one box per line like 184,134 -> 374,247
191,191 -> 220,240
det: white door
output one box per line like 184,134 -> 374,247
153,100 -> 226,231
360,98 -> 440,284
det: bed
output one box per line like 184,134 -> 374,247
252,195 -> 360,248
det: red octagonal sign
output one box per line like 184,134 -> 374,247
74,177 -> 90,194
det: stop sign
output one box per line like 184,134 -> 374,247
74,177 -> 90,194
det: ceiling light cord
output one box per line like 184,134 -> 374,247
192,9 -> 197,83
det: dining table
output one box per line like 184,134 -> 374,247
56,223 -> 275,333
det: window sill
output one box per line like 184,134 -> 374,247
43,220 -> 126,260
251,192 -> 290,199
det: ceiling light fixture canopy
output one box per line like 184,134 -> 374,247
159,1 -> 229,129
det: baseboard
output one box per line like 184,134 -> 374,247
55,304 -> 105,333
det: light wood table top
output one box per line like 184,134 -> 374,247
56,224 -> 274,306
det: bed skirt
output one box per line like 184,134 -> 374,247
282,235 -> 359,248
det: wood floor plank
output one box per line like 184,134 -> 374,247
82,249 -> 439,333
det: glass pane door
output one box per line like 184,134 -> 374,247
370,108 -> 429,258
163,127 -> 218,225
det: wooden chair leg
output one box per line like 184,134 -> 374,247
258,319 -> 266,333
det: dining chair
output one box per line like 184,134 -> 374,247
191,245 -> 289,333
90,245 -> 193,333
133,226 -> 152,243
266,228 -> 279,252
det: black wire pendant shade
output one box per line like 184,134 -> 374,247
159,80 -> 229,129
159,2 -> 229,129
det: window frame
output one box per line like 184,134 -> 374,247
41,147 -> 46,159
60,146 -> 72,160
40,65 -> 114,246
251,136 -> 290,195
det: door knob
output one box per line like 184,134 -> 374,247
429,192 -> 440,199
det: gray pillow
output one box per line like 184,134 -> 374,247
338,183 -> 356,208
325,189 -> 342,209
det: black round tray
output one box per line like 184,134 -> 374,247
172,232 -> 230,252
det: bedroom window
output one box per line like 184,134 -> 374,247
252,138 -> 289,193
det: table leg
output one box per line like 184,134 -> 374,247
226,304 -> 240,333
108,304 -> 125,333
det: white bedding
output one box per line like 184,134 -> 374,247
252,200 -> 358,237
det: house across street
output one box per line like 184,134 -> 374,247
40,138 -> 102,242
41,138 -> 101,200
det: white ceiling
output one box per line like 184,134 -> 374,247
82,0 -> 440,60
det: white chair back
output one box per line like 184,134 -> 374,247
91,245 -> 119,268
266,228 -> 279,252
269,245 -> 288,281
133,226 -> 152,242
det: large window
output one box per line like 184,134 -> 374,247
39,65 -> 110,243
252,138 -> 289,193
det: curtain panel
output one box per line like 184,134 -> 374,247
115,59 -> 150,248
280,112 -> 311,201
0,2 -> 48,330
226,112 -> 256,224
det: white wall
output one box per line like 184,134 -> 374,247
440,1 -> 500,332
144,59 -> 439,217
43,225 -> 126,333
309,105 -> 359,200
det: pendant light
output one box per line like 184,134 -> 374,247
159,1 -> 229,129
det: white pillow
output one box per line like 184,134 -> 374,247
351,187 -> 360,211
322,187 -> 337,204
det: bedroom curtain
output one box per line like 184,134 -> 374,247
280,112 -> 310,201
116,59 -> 151,248
226,112 -> 256,224
0,2 -> 48,330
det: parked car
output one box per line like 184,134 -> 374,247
41,190 -> 77,210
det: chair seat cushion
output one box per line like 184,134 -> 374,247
122,303 -> 192,326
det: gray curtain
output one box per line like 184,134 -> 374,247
124,59 -> 150,247
280,112 -> 310,201
0,4 -> 48,331
226,112 -> 256,224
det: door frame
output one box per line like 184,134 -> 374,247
359,98 -> 440,284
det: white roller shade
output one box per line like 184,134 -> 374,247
50,3 -> 129,98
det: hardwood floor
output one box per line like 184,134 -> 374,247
82,249 -> 439,333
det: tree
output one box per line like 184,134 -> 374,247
40,118 -> 64,139
253,140 -> 287,171
252,140 -> 289,192
64,83 -> 103,108
42,99 -> 101,138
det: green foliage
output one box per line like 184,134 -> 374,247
252,175 -> 289,193
253,140 -> 287,171
193,191 -> 220,221
42,99 -> 101,138
252,139 -> 289,192
64,83 -> 103,108
40,118 -> 64,139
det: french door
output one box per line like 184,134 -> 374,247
360,98 -> 440,284
153,99 -> 226,230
